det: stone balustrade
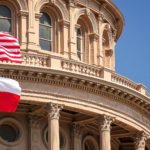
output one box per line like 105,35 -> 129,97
0,52 -> 149,97
111,73 -> 138,90
22,52 -> 50,67
61,60 -> 102,78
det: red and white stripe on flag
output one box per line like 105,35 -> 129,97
0,32 -> 22,63
0,77 -> 21,112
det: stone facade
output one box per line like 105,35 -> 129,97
0,0 -> 150,150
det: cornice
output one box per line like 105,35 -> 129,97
0,64 -> 150,117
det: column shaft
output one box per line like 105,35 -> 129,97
100,129 -> 111,150
48,118 -> 60,150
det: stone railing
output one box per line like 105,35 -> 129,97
61,59 -> 102,78
111,73 -> 138,90
111,73 -> 150,95
0,52 -> 50,67
22,52 -> 50,67
0,52 -> 149,96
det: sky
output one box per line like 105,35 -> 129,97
112,0 -> 150,91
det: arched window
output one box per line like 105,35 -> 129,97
84,140 -> 95,150
39,12 -> 52,51
77,28 -> 82,60
83,136 -> 98,150
76,15 -> 93,64
0,5 -> 11,33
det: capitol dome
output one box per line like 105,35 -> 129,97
0,0 -> 150,150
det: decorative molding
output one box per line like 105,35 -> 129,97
35,0 -> 69,21
10,0 -> 28,11
0,65 -> 150,131
0,65 -> 149,116
74,8 -> 98,34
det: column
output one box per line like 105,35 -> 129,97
72,123 -> 82,150
99,115 -> 115,150
135,132 -> 148,150
47,103 -> 63,150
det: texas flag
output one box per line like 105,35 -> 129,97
0,77 -> 21,112
0,32 -> 22,112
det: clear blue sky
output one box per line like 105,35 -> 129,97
113,0 -> 150,91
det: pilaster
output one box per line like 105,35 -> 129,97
59,20 -> 70,58
29,115 -> 41,150
18,11 -> 28,51
72,123 -> 82,150
68,0 -> 78,60
27,0 -> 40,52
89,33 -> 99,65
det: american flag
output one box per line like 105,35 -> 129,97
0,32 -> 22,63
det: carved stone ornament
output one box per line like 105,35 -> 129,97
29,115 -> 40,129
99,115 -> 115,131
85,8 -> 91,17
72,123 -> 81,137
99,13 -> 104,22
112,29 -> 117,38
50,0 -> 56,4
135,131 -> 149,149
69,0 -> 78,7
46,103 -> 63,120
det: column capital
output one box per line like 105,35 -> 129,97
58,20 -> 70,27
99,115 -> 115,131
28,115 -> 41,128
135,131 -> 149,149
45,103 -> 63,120
72,123 -> 81,137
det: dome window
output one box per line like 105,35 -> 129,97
39,12 -> 52,51
0,5 -> 11,33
